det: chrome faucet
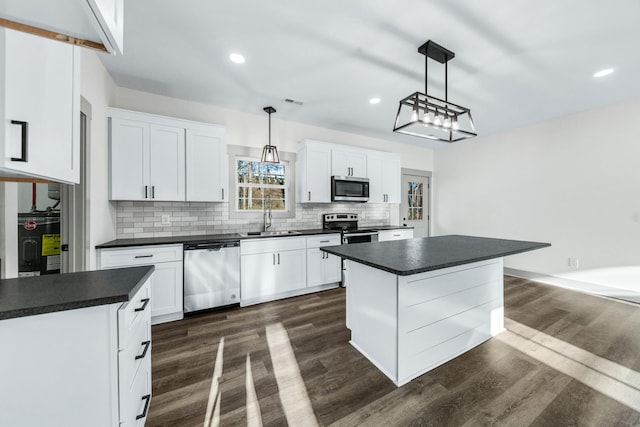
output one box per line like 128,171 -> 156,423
263,195 -> 272,232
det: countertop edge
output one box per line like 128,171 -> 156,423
321,241 -> 551,276
0,266 -> 155,321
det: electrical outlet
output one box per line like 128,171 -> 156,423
161,214 -> 171,226
568,257 -> 579,268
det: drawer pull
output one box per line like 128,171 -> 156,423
319,240 -> 330,243
134,298 -> 150,312
134,255 -> 154,259
135,340 -> 151,360
393,234 -> 401,237
136,394 -> 151,420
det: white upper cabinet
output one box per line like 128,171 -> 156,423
186,126 -> 227,202
331,147 -> 367,177
0,29 -> 80,184
367,151 -> 401,204
0,0 -> 124,54
109,108 -> 227,202
297,139 -> 331,203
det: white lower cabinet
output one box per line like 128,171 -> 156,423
306,234 -> 341,287
241,237 -> 307,304
98,244 -> 184,324
0,278 -> 152,427
378,229 -> 414,241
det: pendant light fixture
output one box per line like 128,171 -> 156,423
261,106 -> 280,164
393,40 -> 477,143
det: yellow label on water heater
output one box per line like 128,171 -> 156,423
42,234 -> 61,256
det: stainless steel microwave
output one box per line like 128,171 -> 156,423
331,176 -> 369,202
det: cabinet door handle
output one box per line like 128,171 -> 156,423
144,185 -> 148,199
135,340 -> 151,360
10,120 -> 28,162
136,394 -> 151,420
277,253 -> 280,264
134,254 -> 154,259
221,188 -> 224,200
308,191 -> 311,201
319,240 -> 330,243
151,186 -> 155,199
134,298 -> 150,312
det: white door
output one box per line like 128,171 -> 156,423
306,145 -> 331,202
306,248 -> 325,287
185,127 -> 226,202
401,170 -> 431,238
149,124 -> 185,201
110,118 -> 149,200
241,253 -> 277,300
149,261 -> 183,321
323,253 -> 342,283
275,249 -> 307,293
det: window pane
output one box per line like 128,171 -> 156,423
237,198 -> 264,210
236,158 -> 287,212
264,188 -> 285,199
237,160 -> 261,184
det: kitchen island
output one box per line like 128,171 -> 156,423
321,235 -> 550,386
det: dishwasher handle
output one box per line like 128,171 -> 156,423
184,241 -> 240,251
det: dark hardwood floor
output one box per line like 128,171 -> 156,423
146,276 -> 640,426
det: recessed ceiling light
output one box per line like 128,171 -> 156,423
229,53 -> 245,64
369,97 -> 381,104
593,68 -> 614,78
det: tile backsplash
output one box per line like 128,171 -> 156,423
115,202 -> 391,239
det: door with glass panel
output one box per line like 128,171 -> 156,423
401,169 -> 431,238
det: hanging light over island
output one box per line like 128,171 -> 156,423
393,40 -> 477,143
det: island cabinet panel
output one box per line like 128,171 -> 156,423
347,261 -> 399,380
346,257 -> 504,387
397,259 -> 504,385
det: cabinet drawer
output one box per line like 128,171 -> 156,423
306,234 -> 341,249
378,229 -> 414,241
119,317 -> 151,394
119,354 -> 151,425
240,236 -> 306,255
118,279 -> 152,348
99,244 -> 183,268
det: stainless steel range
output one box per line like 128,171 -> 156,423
322,213 -> 379,244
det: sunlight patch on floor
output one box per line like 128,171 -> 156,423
245,354 -> 263,427
203,337 -> 225,427
266,322 -> 319,426
498,318 -> 640,412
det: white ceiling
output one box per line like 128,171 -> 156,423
98,0 -> 640,149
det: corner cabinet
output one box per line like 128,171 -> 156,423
0,278 -> 152,427
296,140 -> 331,203
98,244 -> 184,325
108,108 -> 227,202
0,28 -> 80,184
367,151 -> 401,203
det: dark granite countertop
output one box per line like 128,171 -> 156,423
321,235 -> 550,276
96,227 -> 408,249
0,266 -> 155,320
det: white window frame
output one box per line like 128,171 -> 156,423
228,145 -> 296,220
236,156 -> 289,212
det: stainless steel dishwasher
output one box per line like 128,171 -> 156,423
183,241 -> 240,313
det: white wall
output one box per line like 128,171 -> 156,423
80,50 -> 117,270
434,96 -> 640,289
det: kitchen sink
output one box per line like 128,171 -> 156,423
240,230 -> 302,237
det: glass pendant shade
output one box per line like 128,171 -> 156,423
261,144 -> 280,163
261,106 -> 280,164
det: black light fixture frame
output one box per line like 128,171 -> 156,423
393,40 -> 477,142
261,106 -> 280,164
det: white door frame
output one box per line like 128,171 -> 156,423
61,97 -> 91,272
401,168 -> 432,237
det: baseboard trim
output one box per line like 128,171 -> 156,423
504,267 -> 640,304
